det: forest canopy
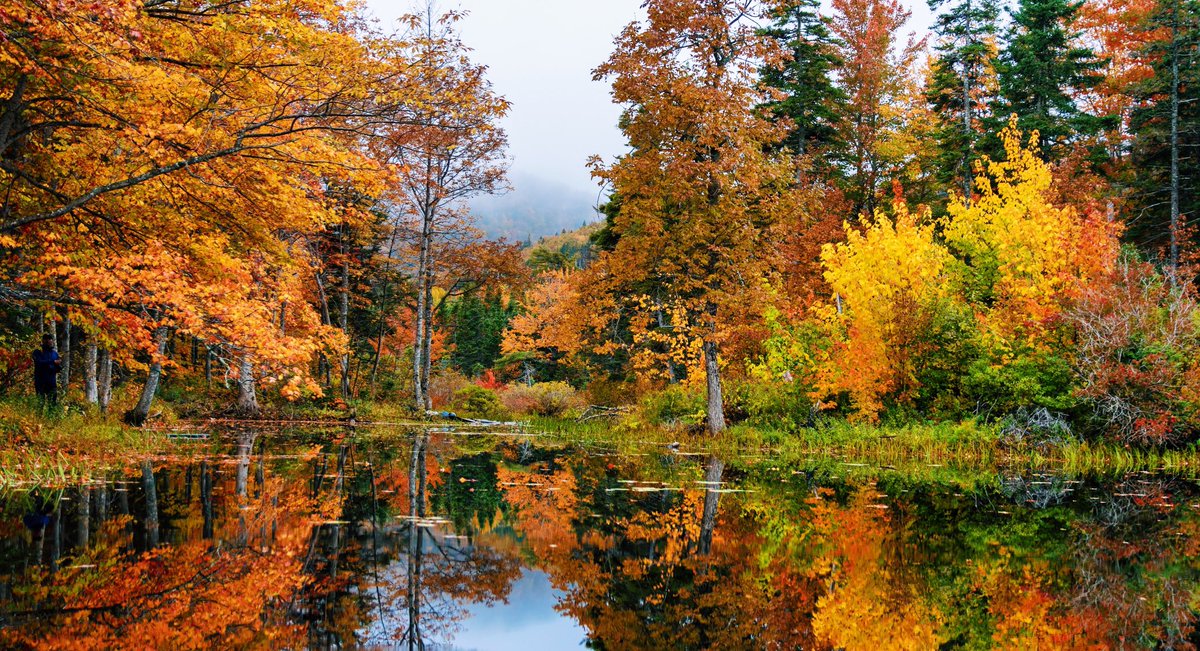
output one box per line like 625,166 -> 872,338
3,0 -> 1200,448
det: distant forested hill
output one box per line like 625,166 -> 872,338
470,174 -> 602,241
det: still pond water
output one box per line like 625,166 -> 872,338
1,427 -> 1199,650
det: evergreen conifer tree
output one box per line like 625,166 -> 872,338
990,0 -> 1111,158
926,0 -> 1001,198
759,0 -> 845,158
1130,0 -> 1200,275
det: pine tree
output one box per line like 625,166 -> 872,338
446,291 -> 514,377
1130,0 -> 1200,276
926,0 -> 1001,199
759,0 -> 845,157
990,0 -> 1112,158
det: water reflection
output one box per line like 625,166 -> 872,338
0,430 -> 1199,649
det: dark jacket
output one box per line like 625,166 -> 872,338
32,348 -> 61,389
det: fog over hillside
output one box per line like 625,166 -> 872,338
470,173 -> 604,242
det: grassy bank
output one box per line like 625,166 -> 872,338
6,394 -> 1200,488
0,400 -> 169,487
517,415 -> 1200,477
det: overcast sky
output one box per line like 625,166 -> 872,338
363,1 -> 936,200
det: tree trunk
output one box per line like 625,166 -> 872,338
413,224 -> 430,411
142,461 -> 159,549
97,348 -> 112,411
124,326 -> 169,426
421,263 -> 435,410
703,338 -> 726,435
236,357 -> 260,416
96,482 -> 108,524
698,456 -> 725,556
84,342 -> 98,404
1169,7 -> 1181,285
962,46 -> 973,202
339,242 -> 351,399
236,432 -> 255,498
204,345 -> 213,387
76,486 -> 90,548
201,461 -> 214,539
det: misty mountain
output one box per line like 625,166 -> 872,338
469,174 -> 603,242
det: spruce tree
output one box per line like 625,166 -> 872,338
759,0 -> 845,157
926,0 -> 1001,199
990,0 -> 1111,158
1130,0 -> 1200,276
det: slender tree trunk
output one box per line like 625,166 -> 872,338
698,457 -> 724,556
117,481 -> 129,516
96,482 -> 108,524
84,342 -> 98,404
413,217 -> 431,412
204,345 -> 213,387
421,262 -> 435,411
76,486 -> 90,548
142,461 -> 159,549
1169,9 -> 1181,285
200,460 -> 214,539
124,326 -> 169,426
50,508 -> 61,572
236,356 -> 260,416
962,43 -> 973,202
97,348 -> 112,411
339,238 -> 351,399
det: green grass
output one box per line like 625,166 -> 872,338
7,388 -> 1200,488
0,398 -> 168,488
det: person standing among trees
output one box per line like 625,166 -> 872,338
32,333 -> 62,406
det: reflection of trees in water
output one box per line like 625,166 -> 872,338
0,431 -> 319,648
6,436 -> 1200,649
300,433 -> 521,650
373,434 -> 521,650
499,453 -> 765,649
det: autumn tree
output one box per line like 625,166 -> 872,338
1130,0 -> 1200,277
591,0 -> 796,434
378,7 -> 510,411
1077,0 -> 1163,155
829,0 -> 926,217
0,0 -> 419,418
815,201 -> 956,419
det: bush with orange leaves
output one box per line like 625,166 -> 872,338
1069,256 -> 1200,446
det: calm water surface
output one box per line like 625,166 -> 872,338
1,428 -> 1199,649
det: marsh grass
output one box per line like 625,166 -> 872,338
0,398 -> 168,488
6,391 -> 1200,490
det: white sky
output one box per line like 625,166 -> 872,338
363,1 -> 936,198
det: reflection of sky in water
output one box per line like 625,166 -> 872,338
443,570 -> 586,651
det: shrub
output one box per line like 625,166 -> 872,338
450,385 -> 507,420
500,381 -> 583,417
725,379 -> 813,431
428,371 -> 471,410
962,350 -> 1076,417
999,407 -> 1076,447
641,385 -> 705,427
1069,259 -> 1200,446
